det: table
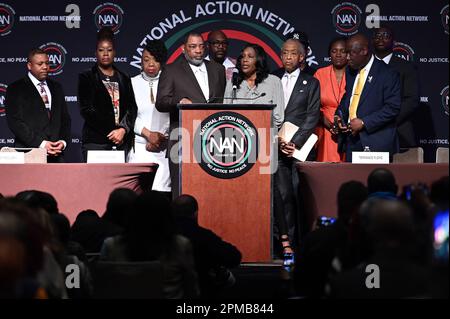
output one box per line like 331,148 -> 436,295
296,163 -> 449,230
0,164 -> 157,223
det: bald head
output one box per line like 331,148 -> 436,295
346,33 -> 371,70
362,199 -> 414,249
207,30 -> 229,64
349,33 -> 369,50
367,168 -> 398,195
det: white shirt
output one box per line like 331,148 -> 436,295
205,56 -> 236,81
376,52 -> 393,65
189,62 -> 209,101
131,73 -> 170,145
349,54 -> 375,109
28,72 -> 52,110
281,68 -> 300,109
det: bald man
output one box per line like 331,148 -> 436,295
335,33 -> 401,162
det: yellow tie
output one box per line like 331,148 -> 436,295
349,69 -> 365,120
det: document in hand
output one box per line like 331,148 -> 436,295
278,121 -> 318,162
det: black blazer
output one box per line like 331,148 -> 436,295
388,55 -> 420,148
5,76 -> 71,148
78,66 -> 137,152
273,68 -> 321,148
155,57 -> 226,132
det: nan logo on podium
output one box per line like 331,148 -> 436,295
196,111 -> 258,179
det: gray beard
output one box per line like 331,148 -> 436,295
184,51 -> 204,66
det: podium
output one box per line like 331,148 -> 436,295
179,104 -> 275,262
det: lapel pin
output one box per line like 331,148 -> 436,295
368,76 -> 373,83
303,80 -> 307,85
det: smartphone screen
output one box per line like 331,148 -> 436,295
433,209 -> 449,262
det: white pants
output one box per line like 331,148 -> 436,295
128,142 -> 171,192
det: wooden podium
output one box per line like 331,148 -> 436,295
179,104 -> 275,262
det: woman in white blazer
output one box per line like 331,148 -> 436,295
128,41 -> 171,194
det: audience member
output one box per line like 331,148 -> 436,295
100,191 -> 199,298
173,195 -> 242,298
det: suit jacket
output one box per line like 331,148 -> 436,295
5,76 -> 71,149
78,66 -> 137,153
273,68 -> 321,149
155,57 -> 226,132
336,58 -> 401,158
387,55 -> 420,148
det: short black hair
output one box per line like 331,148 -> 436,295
172,195 -> 198,218
183,32 -> 204,45
97,27 -> 115,48
327,36 -> 347,55
27,48 -> 47,62
367,168 -> 398,195
144,40 -> 168,64
337,181 -> 368,222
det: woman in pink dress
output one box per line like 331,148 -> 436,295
314,37 -> 347,162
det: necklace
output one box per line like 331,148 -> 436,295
330,66 -> 344,106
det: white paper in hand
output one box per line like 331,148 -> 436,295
293,133 -> 318,162
278,121 -> 299,143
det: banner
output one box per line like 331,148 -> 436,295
0,0 -> 448,162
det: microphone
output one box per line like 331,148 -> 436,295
207,92 -> 266,103
231,69 -> 239,99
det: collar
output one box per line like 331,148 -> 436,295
141,70 -> 161,83
283,67 -> 300,79
360,55 -> 375,74
188,61 -> 207,73
375,52 -> 393,65
28,72 -> 47,87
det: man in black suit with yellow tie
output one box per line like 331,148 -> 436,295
5,48 -> 71,162
156,32 -> 226,198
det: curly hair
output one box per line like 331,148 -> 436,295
235,43 -> 269,88
97,27 -> 115,48
144,40 -> 168,64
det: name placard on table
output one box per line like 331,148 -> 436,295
87,150 -> 125,163
352,152 -> 389,164
0,152 -> 25,164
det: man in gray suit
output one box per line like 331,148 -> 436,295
156,32 -> 226,197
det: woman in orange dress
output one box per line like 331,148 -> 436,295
314,37 -> 347,162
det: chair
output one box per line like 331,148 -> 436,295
92,261 -> 163,299
436,147 -> 449,163
393,147 -> 424,163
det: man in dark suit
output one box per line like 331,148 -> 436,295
156,32 -> 226,198
335,33 -> 401,162
372,26 -> 420,149
5,48 -> 71,162
272,39 -> 320,251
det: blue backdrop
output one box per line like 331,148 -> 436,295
0,0 -> 448,162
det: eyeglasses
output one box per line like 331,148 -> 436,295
373,32 -> 392,40
209,41 -> 229,47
